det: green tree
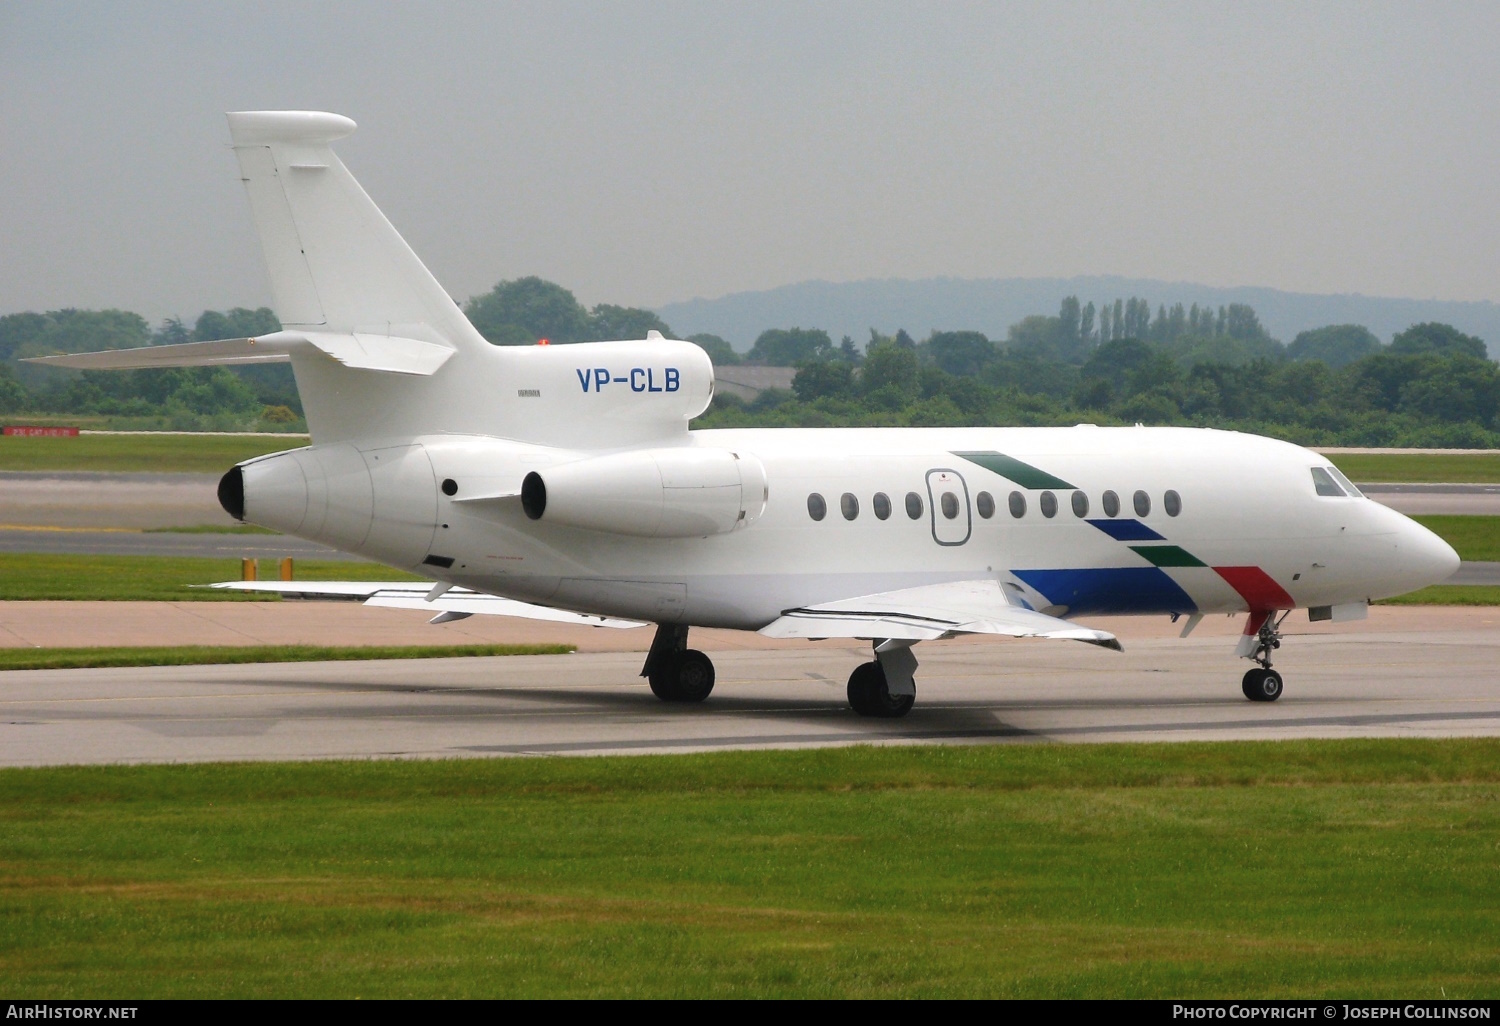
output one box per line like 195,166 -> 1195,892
860,339 -> 920,407
1390,322 -> 1488,359
686,333 -> 741,366
464,277 -> 590,345
1288,325 -> 1382,368
0,363 -> 26,413
925,331 -> 995,376
793,359 -> 856,401
746,328 -> 834,366
585,304 -> 673,341
1081,338 -> 1156,390
193,307 -> 279,341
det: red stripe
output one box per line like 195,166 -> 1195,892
1214,566 -> 1294,612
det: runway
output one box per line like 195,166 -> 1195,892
2,607 -> 1497,766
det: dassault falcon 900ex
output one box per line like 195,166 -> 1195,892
32,111 -> 1460,717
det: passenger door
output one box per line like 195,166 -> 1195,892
926,468 -> 971,546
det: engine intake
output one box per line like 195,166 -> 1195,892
522,448 -> 767,538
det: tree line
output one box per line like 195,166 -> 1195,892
1,277 -> 1496,446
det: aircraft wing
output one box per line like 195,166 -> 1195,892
759,579 -> 1122,649
206,580 -> 646,628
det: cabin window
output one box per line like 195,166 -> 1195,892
1164,489 -> 1182,516
1101,490 -> 1120,517
905,491 -> 924,519
1071,490 -> 1089,517
1040,490 -> 1058,518
807,493 -> 827,521
1133,489 -> 1150,516
941,492 -> 960,519
1327,466 -> 1363,497
873,492 -> 892,520
1008,491 -> 1026,518
841,492 -> 859,520
1311,467 -> 1346,497
976,491 -> 995,519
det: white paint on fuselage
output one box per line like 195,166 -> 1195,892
307,424 -> 1457,630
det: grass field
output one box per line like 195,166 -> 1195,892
0,433 -> 306,474
0,739 -> 1495,998
0,643 -> 571,671
1412,515 -> 1500,561
1376,585 -> 1500,606
0,554 -> 422,601
1327,452 -> 1500,483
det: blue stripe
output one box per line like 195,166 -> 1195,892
1013,567 -> 1197,615
1086,518 -> 1165,541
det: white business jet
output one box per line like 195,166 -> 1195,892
31,111 -> 1460,717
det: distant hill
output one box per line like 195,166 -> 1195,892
657,276 -> 1500,356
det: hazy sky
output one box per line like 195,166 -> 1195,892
2,1 -> 1498,325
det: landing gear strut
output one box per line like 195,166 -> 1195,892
847,640 -> 917,718
641,624 -> 715,703
1240,611 -> 1287,702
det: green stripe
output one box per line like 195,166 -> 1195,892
1129,545 -> 1207,568
952,451 -> 1075,490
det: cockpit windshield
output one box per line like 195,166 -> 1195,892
1326,465 -> 1363,497
1311,466 -> 1360,498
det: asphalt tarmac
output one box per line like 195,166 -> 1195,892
1,607 -> 1497,766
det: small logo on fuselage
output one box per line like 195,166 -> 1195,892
576,367 -> 680,393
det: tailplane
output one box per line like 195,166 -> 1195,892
27,112 -> 714,449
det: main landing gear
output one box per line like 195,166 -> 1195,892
847,640 -> 918,718
1240,611 -> 1287,703
642,624 -> 715,703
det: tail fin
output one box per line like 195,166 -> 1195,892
226,111 -> 486,353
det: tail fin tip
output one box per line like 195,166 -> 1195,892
227,110 -> 356,146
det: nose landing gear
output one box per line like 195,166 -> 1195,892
1240,611 -> 1288,702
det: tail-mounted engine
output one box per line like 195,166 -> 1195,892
520,448 -> 768,538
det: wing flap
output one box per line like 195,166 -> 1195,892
760,579 -> 1122,650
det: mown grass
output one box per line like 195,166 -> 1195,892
0,739 -> 1496,998
0,433 -> 306,474
1377,585 -> 1500,606
1328,452 -> 1500,483
1412,515 -> 1500,561
0,554 -> 423,601
0,643 -> 571,671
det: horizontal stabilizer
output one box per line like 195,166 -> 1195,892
760,579 -> 1122,649
205,580 -> 645,628
25,330 -> 455,376
24,337 -> 289,369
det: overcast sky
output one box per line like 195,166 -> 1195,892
2,1 -> 1498,325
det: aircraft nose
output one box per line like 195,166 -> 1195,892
1399,517 -> 1460,587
